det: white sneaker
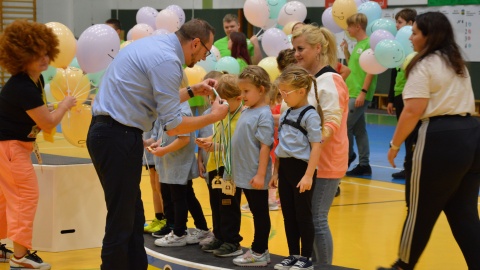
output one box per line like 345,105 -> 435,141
198,231 -> 215,246
233,249 -> 269,267
9,251 -> 51,270
186,228 -> 213,244
154,231 -> 187,247
240,203 -> 250,212
0,243 -> 13,262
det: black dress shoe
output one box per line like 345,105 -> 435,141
392,170 -> 406,179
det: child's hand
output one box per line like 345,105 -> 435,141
296,175 -> 313,193
198,161 -> 206,179
250,174 -> 265,189
269,174 -> 278,189
195,138 -> 213,151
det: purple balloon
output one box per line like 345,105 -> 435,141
77,24 -> 120,74
370,29 -> 394,50
136,6 -> 158,29
322,7 -> 343,34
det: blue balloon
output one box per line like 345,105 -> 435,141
41,65 -> 57,84
69,57 -> 80,69
395,26 -> 414,55
87,69 -> 105,87
368,18 -> 397,36
215,56 -> 240,75
358,2 -> 382,25
374,39 -> 405,68
268,0 -> 287,20
197,53 -> 218,73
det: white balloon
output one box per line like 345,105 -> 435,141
155,9 -> 180,33
130,23 -> 154,40
244,0 -> 270,28
277,1 -> 307,26
210,45 -> 221,60
153,28 -> 170,35
166,5 -> 185,26
136,6 -> 158,29
261,28 -> 292,57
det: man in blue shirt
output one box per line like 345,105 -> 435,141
86,19 -> 228,270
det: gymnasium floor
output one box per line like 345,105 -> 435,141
1,113 -> 478,270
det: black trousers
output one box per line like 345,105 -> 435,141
160,182 -> 174,227
278,157 -> 315,258
397,116 -> 480,270
164,180 -> 208,236
207,167 -> 243,244
87,116 -> 147,270
243,188 -> 271,254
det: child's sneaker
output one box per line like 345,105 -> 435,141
144,218 -> 166,234
9,250 -> 51,269
0,243 -> 13,262
201,238 -> 223,252
232,249 -> 268,267
154,231 -> 187,247
186,228 -> 213,245
152,224 -> 173,238
268,200 -> 280,211
240,203 -> 250,212
290,257 -> 313,270
274,255 -> 298,269
213,242 -> 243,257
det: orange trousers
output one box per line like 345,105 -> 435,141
0,140 -> 38,249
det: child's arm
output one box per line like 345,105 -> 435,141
197,149 -> 206,178
269,157 -> 280,189
250,143 -> 271,189
297,142 -> 321,193
150,136 -> 189,157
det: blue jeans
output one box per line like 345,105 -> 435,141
312,178 -> 340,265
347,98 -> 371,166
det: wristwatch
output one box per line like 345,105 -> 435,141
361,89 -> 368,94
389,141 -> 400,151
187,86 -> 194,98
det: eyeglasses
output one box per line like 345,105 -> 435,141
197,38 -> 211,57
279,89 -> 300,97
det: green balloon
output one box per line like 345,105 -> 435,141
41,65 -> 57,84
87,70 -> 105,87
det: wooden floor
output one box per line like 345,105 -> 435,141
1,129 -> 478,270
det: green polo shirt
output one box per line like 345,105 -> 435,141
345,38 -> 378,101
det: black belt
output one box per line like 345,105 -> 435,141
92,115 -> 142,134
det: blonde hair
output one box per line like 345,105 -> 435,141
346,13 -> 368,30
203,70 -> 224,80
216,74 -> 241,99
292,24 -> 338,68
238,65 -> 271,95
275,65 -> 324,130
268,83 -> 279,105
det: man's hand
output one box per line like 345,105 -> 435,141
191,79 -> 218,96
210,96 -> 229,122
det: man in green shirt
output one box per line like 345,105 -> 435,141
105,18 -> 125,44
214,14 -> 262,64
343,13 -> 377,177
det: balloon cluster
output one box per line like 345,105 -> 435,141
320,0 -> 415,74
128,5 -> 185,41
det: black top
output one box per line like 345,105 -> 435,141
0,73 -> 45,141
314,65 -> 338,78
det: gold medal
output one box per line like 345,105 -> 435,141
212,175 -> 224,189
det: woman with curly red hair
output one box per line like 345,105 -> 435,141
0,20 -> 76,269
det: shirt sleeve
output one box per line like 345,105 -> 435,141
304,111 -> 322,143
148,60 -> 184,131
403,60 -> 431,99
254,110 -> 274,146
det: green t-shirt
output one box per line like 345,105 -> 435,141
345,38 -> 377,101
214,36 -> 254,58
394,68 -> 407,97
188,96 -> 206,107
237,58 -> 248,72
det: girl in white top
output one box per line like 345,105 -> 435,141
231,66 -> 274,267
381,12 -> 480,270
271,65 -> 323,270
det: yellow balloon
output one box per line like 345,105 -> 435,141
402,52 -> 417,70
258,57 -> 280,82
50,67 -> 91,108
46,22 -> 77,68
332,0 -> 357,30
185,65 -> 207,85
61,104 -> 92,148
120,40 -> 133,49
283,21 -> 300,35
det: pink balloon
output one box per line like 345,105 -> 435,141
370,29 -> 394,50
153,28 -> 170,35
131,23 -> 154,40
244,0 -> 270,28
359,48 -> 387,74
321,7 -> 343,34
136,7 -> 158,29
76,24 -> 120,73
166,5 -> 185,26
278,1 -> 307,26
